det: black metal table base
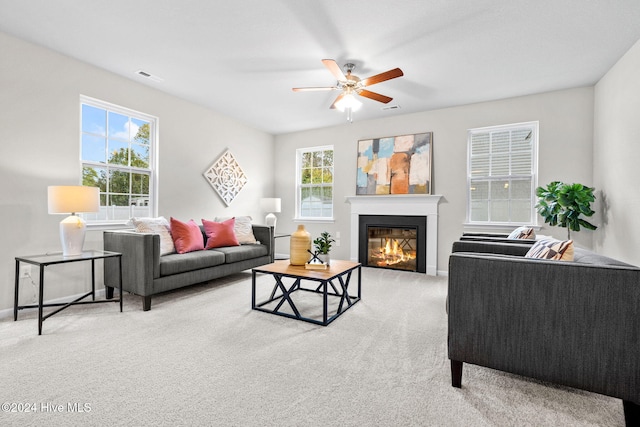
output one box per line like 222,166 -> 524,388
14,251 -> 123,335
252,265 -> 361,326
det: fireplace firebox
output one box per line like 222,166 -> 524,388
358,215 -> 426,273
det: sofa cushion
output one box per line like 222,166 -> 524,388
170,217 -> 205,254
212,244 -> 269,264
525,238 -> 574,261
159,250 -> 226,276
202,218 -> 240,249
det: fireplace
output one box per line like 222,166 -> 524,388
359,215 -> 426,273
346,195 -> 441,275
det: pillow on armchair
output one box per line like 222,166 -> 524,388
508,226 -> 536,240
525,238 -> 574,261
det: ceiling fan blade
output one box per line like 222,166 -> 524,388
322,59 -> 346,81
361,68 -> 404,87
292,87 -> 338,92
358,89 -> 393,104
329,93 -> 345,109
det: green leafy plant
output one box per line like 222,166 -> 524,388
313,232 -> 335,255
535,181 -> 597,239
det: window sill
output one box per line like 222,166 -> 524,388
293,217 -> 335,224
87,222 -> 134,231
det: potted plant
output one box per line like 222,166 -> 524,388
313,231 -> 335,265
535,181 -> 597,239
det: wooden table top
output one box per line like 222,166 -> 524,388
253,259 -> 360,280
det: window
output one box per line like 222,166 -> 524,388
467,122 -> 538,225
80,96 -> 158,224
296,146 -> 334,220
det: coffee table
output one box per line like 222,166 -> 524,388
252,259 -> 361,326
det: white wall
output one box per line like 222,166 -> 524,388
0,32 -> 274,312
593,39 -> 640,265
274,87 -> 595,273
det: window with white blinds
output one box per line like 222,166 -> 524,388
467,122 -> 538,225
296,146 -> 334,220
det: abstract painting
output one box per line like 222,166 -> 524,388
203,150 -> 247,205
357,132 -> 432,195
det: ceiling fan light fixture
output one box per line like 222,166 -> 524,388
335,94 -> 362,112
292,59 -> 403,124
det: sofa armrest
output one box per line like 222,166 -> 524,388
451,240 -> 533,256
103,230 -> 160,296
251,224 -> 274,261
462,232 -> 511,238
460,236 -> 536,244
448,252 -> 640,402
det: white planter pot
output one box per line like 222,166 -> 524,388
318,253 -> 330,265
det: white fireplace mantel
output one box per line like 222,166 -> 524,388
345,195 -> 442,275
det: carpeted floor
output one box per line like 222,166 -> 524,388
0,267 -> 625,426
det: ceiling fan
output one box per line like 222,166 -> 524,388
292,59 -> 404,121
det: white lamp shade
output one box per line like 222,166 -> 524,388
260,198 -> 281,213
48,186 -> 100,214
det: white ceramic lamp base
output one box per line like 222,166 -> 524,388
59,215 -> 87,256
265,213 -> 277,231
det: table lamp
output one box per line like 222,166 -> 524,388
48,186 -> 100,256
260,198 -> 281,231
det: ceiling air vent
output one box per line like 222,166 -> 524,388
382,105 -> 401,111
136,70 -> 164,83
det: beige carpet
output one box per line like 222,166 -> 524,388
0,267 -> 624,426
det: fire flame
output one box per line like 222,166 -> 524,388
374,238 -> 416,266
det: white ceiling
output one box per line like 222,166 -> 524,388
1,0 -> 640,135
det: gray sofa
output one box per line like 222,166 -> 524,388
103,224 -> 273,311
448,239 -> 640,424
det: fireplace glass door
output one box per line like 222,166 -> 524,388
367,225 -> 418,272
359,215 -> 426,273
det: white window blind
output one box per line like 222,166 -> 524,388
467,122 -> 538,225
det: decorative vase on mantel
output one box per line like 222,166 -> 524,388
290,224 -> 311,265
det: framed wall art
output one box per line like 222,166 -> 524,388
356,132 -> 432,195
203,149 -> 248,205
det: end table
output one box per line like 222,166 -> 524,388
14,250 -> 123,335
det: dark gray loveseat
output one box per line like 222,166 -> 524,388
448,239 -> 640,424
103,225 -> 273,311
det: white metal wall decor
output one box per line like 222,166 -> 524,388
203,150 -> 247,206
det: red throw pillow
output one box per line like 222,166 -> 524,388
170,217 -> 205,254
202,217 -> 240,249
